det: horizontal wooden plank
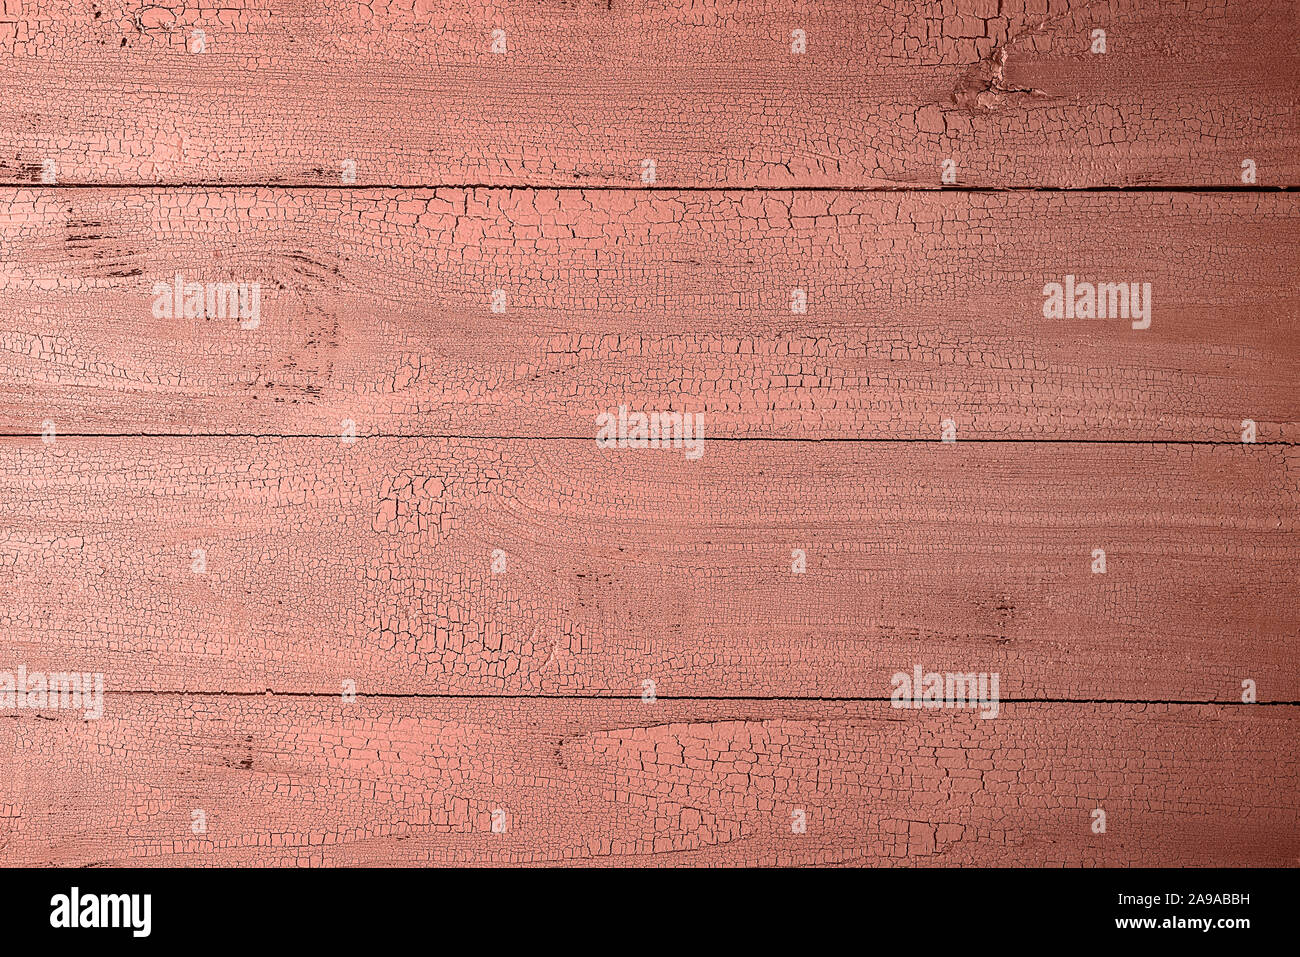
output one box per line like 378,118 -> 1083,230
1,438 -> 1294,699
1,698 -> 1294,866
1,188 -> 1296,439
1,1 -> 1296,187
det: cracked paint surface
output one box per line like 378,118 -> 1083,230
1,699 -> 1295,866
0,0 -> 1296,867
0,1 -> 1296,186
0,438 -> 1295,700
0,188 -> 1296,439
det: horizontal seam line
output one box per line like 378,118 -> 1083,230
3,184 -> 1296,193
66,693 -> 1300,704
0,435 -> 1293,445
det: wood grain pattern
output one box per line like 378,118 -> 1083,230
3,0 -> 1297,871
2,698 -> 1294,866
2,188 -> 1296,439
2,437 -> 1294,699
1,1 -> 1296,187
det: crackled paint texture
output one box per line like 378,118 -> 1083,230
0,189 -> 1297,438
0,0 -> 1297,867
1,700 -> 1297,866
1,438 -> 1297,700
0,0 -> 1297,185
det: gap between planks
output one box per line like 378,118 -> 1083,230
1,435 -> 1296,444
19,184 -> 1299,193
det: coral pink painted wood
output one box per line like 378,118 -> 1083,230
1,699 -> 1295,866
0,0 -> 1296,869
0,438 -> 1294,700
0,188 -> 1296,439
0,1 -> 1296,187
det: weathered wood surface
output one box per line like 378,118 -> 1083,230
1,1 -> 1296,187
1,699 -> 1294,866
2,188 -> 1296,439
2,0 -> 1297,871
1,437 -> 1294,699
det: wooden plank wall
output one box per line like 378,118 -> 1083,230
0,0 -> 1297,866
